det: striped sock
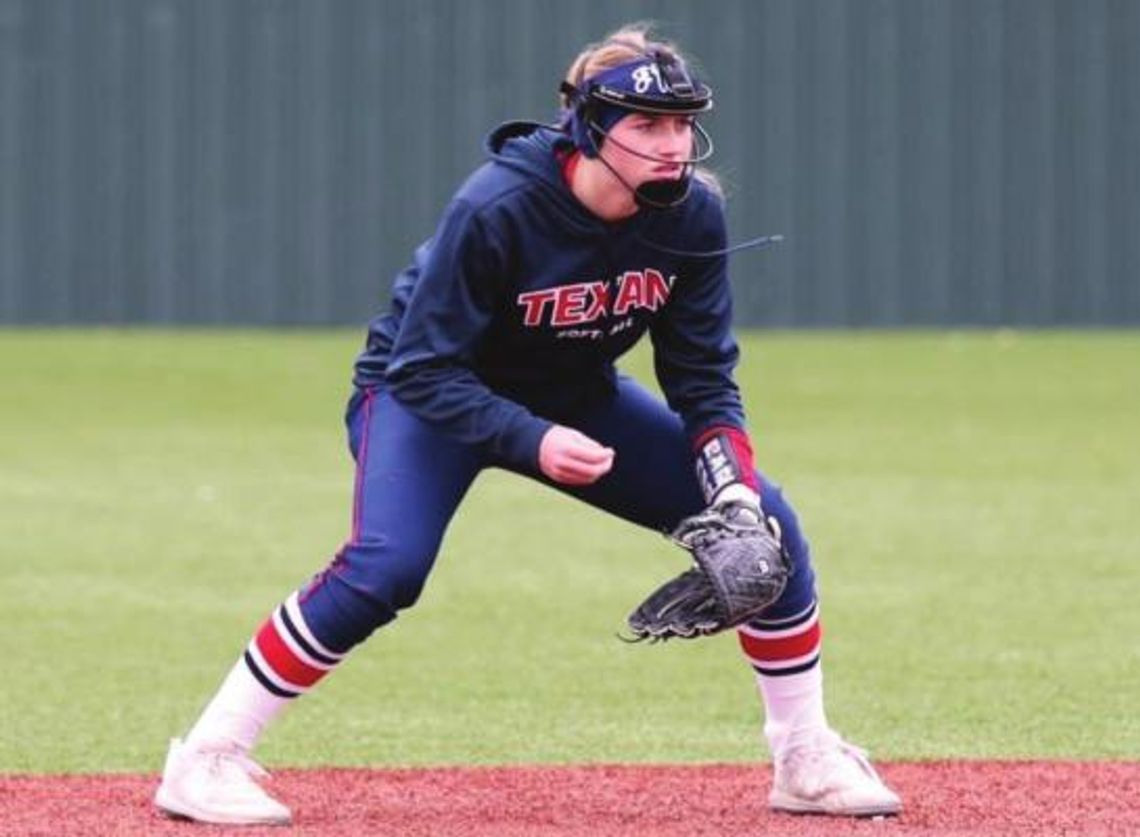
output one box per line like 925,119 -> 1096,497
737,600 -> 828,755
185,592 -> 346,753
243,591 -> 346,698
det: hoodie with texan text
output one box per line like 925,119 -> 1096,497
354,121 -> 746,472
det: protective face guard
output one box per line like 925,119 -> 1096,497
560,49 -> 716,208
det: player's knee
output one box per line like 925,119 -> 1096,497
387,572 -> 429,611
298,570 -> 396,652
758,481 -> 797,536
758,480 -> 813,575
334,536 -> 439,615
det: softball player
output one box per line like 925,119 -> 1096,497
156,24 -> 900,825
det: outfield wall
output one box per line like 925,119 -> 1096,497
1,0 -> 1138,326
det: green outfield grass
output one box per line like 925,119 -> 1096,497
1,329 -> 1137,773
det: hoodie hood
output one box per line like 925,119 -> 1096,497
480,121 -> 616,234
484,120 -> 573,184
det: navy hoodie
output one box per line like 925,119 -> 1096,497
354,122 -> 746,472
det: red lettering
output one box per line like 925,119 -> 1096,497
517,288 -> 558,326
583,282 -> 610,320
519,271 -> 668,328
644,269 -> 673,310
613,271 -> 645,316
551,283 -> 590,326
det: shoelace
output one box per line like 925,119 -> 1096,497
834,739 -> 885,784
203,747 -> 271,783
782,731 -> 884,792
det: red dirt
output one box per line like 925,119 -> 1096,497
2,761 -> 1137,836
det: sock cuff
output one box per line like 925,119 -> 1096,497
737,600 -> 821,676
244,594 -> 345,698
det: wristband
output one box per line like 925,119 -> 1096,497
694,426 -> 759,504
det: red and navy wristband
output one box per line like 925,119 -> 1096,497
693,426 -> 759,504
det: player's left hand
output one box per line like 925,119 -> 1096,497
623,499 -> 790,641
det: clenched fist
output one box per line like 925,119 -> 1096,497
538,425 -> 615,485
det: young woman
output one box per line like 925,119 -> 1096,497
155,24 -> 901,825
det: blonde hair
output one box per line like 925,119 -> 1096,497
561,23 -> 724,200
560,23 -> 676,109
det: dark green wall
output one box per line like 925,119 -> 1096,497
1,0 -> 1137,326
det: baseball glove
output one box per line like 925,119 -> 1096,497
624,500 -> 791,642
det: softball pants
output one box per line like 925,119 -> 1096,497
295,375 -> 818,654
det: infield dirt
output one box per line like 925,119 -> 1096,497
2,761 -> 1138,836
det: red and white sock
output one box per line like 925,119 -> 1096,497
185,592 -> 346,753
737,600 -> 828,755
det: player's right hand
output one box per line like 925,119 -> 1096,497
538,425 -> 615,486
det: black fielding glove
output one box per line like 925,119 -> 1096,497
624,500 -> 790,642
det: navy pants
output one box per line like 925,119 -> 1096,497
298,375 -> 818,653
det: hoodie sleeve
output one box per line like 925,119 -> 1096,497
648,195 -> 748,442
384,198 -> 552,471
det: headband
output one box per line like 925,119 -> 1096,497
584,52 -> 713,115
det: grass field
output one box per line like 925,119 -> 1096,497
1,329 -> 1137,774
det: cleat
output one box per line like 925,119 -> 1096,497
769,728 -> 901,818
154,737 -> 292,826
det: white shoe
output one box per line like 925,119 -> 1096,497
154,737 -> 292,826
769,728 -> 901,817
